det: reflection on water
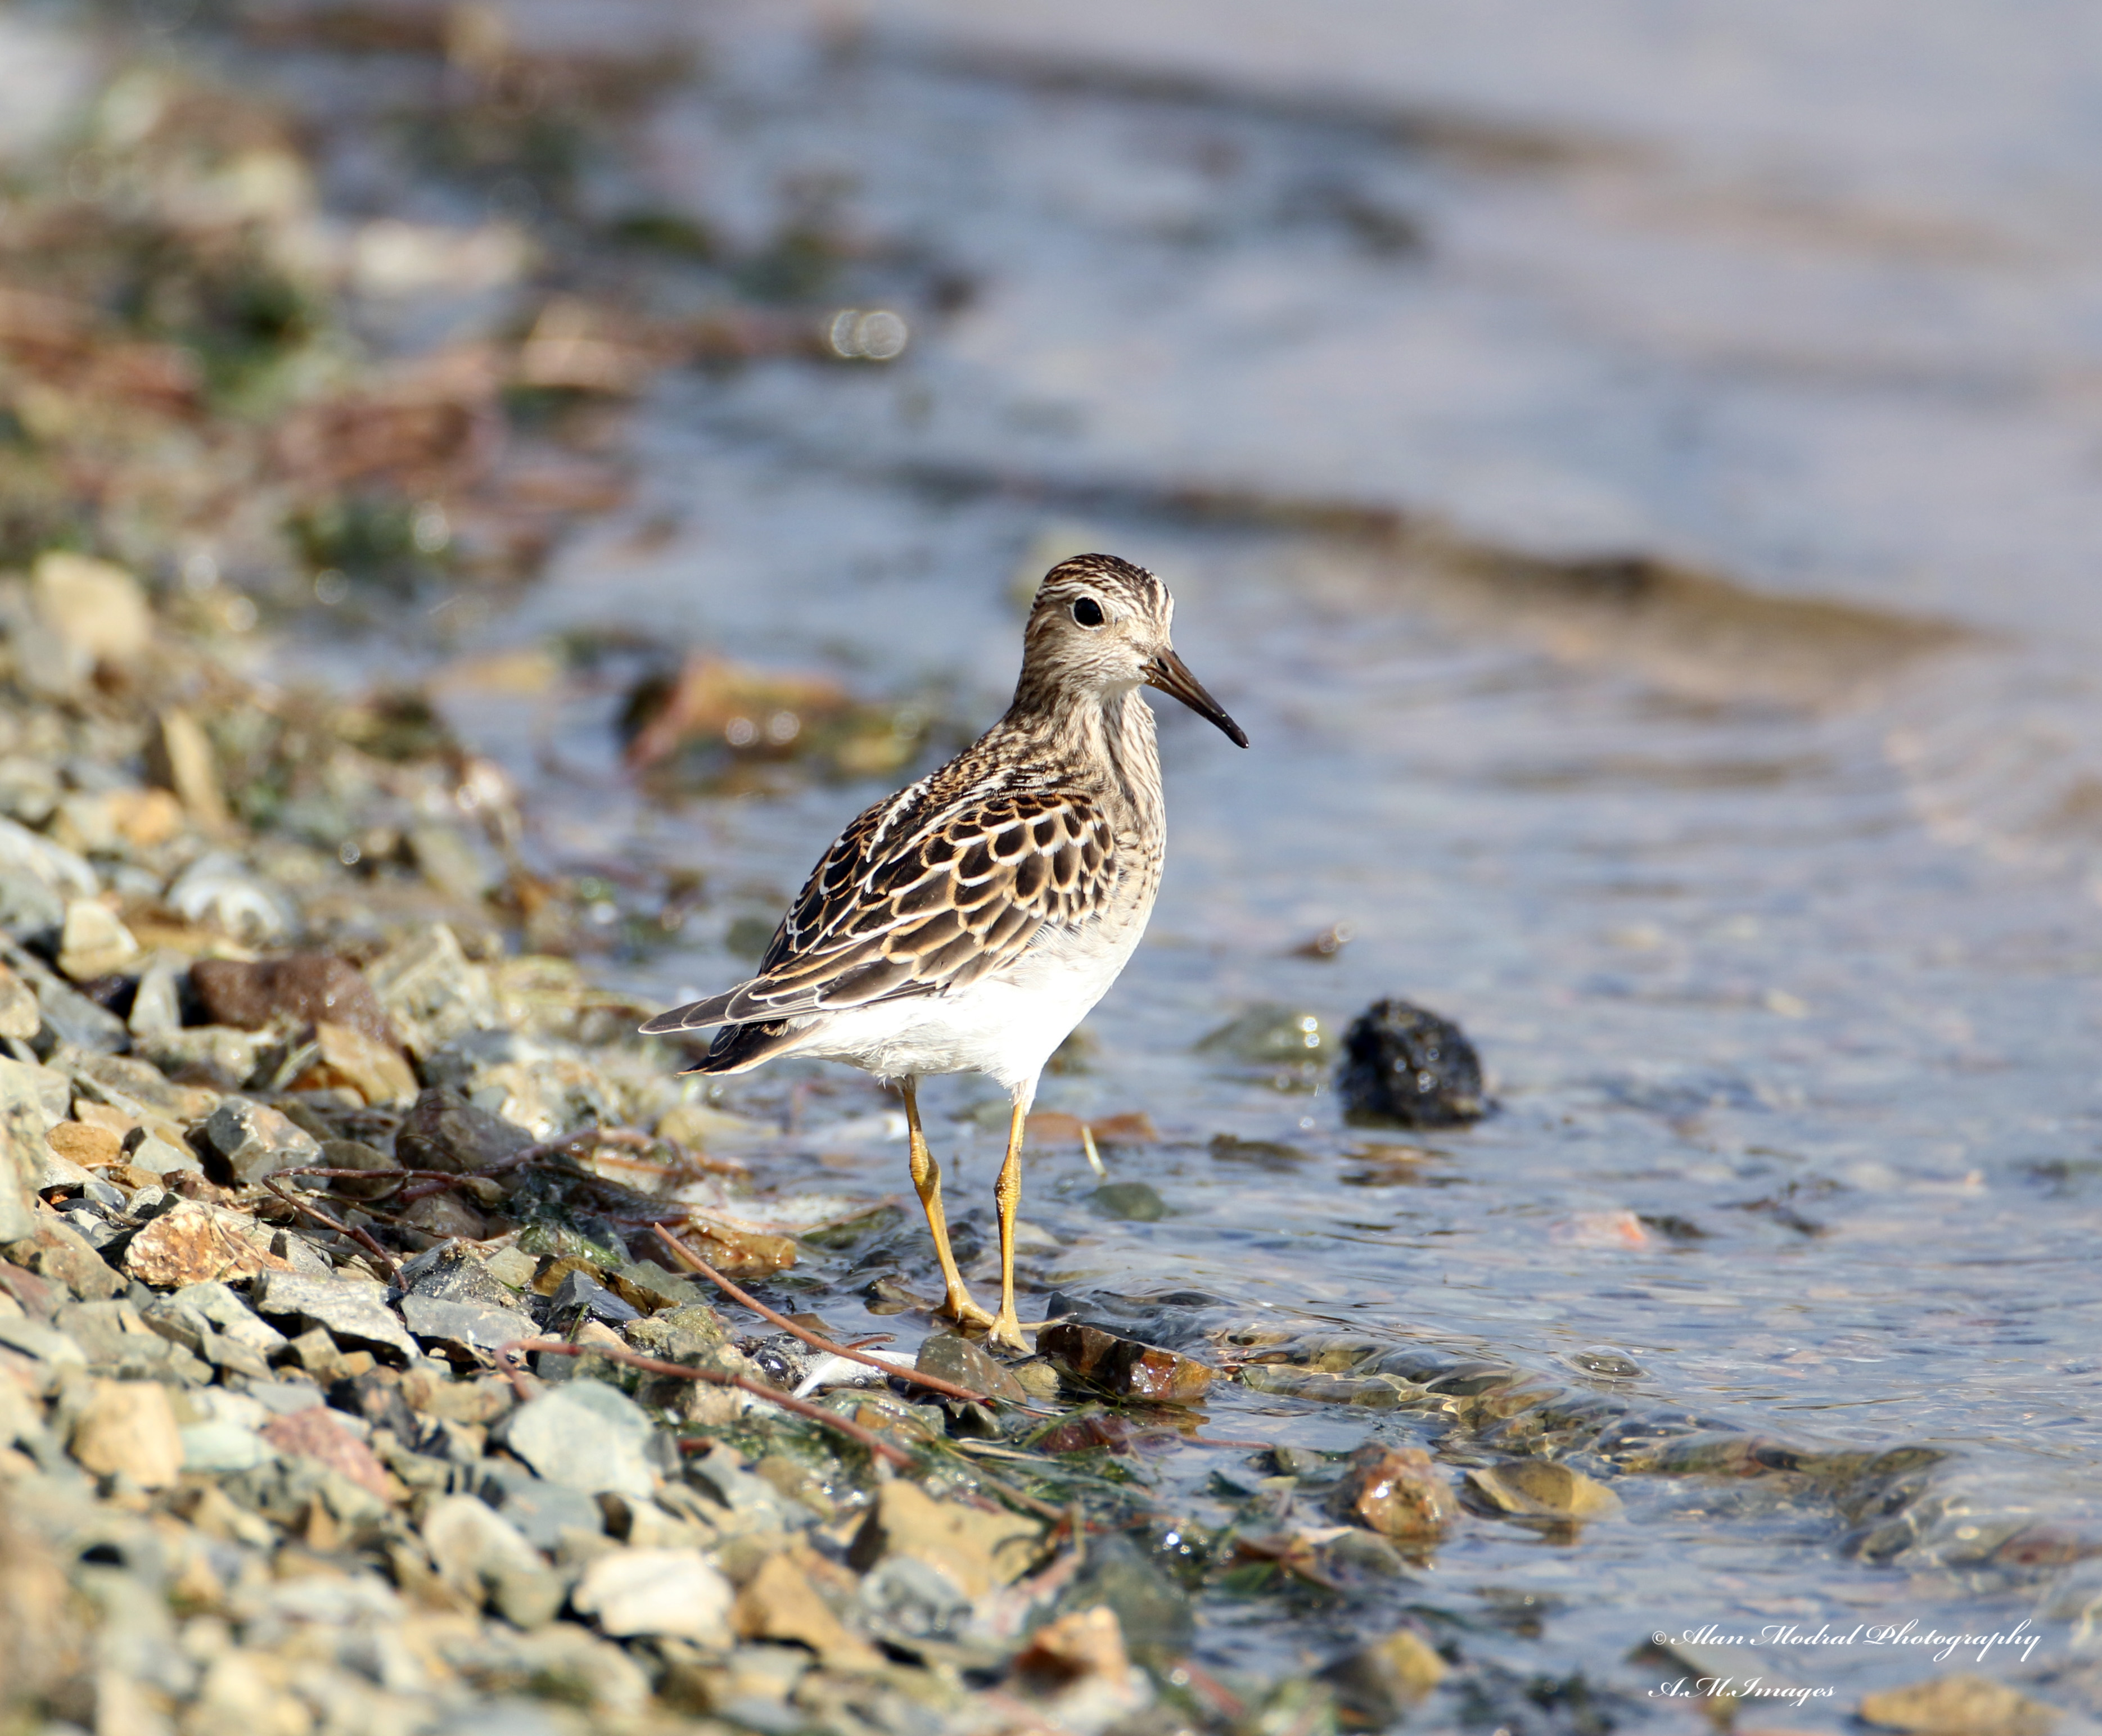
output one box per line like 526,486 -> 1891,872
210,0 -> 2102,1707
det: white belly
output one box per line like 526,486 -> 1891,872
786,918 -> 1145,1106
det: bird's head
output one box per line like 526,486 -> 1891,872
1021,553 -> 1248,747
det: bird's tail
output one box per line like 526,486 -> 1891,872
679,1019 -> 805,1075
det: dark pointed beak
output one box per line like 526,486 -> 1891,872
1145,648 -> 1249,748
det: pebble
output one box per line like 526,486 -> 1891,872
1332,1444 -> 1458,1541
123,1200 -> 289,1288
734,1551 -> 879,1666
401,1292 -> 538,1357
1858,1674 -> 2060,1736
364,923 -> 500,1058
1318,1627 -> 1447,1725
1038,1319 -> 1215,1405
6,1212 -> 128,1299
1464,1460 -> 1621,1521
395,1086 -> 535,1174
480,1461 -> 608,1550
299,1020 -> 419,1106
917,1331 -> 1028,1402
250,1270 -> 418,1361
421,1494 -> 567,1628
573,1547 -> 733,1642
849,1478 -> 1043,1602
69,1376 -> 184,1487
56,898 -> 140,982
199,1097 -> 323,1185
503,1380 -> 656,1500
190,953 -> 398,1046
1086,1181 -> 1167,1221
0,961 -> 39,1039
399,1239 -> 522,1309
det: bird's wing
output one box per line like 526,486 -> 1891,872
638,775 -> 1117,1034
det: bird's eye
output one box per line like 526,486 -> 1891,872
1071,597 -> 1105,628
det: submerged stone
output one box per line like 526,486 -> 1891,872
1039,1319 -> 1214,1405
1336,998 -> 1488,1127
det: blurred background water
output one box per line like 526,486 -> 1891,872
8,0 -> 2102,1717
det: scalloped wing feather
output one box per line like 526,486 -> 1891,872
636,774 -> 1117,1035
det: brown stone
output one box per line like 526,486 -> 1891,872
4,1211 -> 125,1299
191,955 -> 398,1047
1464,1461 -> 1620,1521
0,964 -> 39,1042
294,1020 -> 419,1106
259,1405 -> 400,1503
678,1220 -> 797,1278
1038,1319 -> 1215,1405
1859,1675 -> 2059,1736
121,1199 -> 292,1287
145,708 -> 229,830
847,1477 -> 1043,1601
395,1087 -> 535,1174
1333,1445 -> 1457,1541
106,786 -> 186,849
733,1551 -> 879,1666
45,1122 -> 121,1169
401,1191 -> 490,1240
69,1377 -> 183,1488
1014,1606 -> 1133,1690
317,1138 -> 402,1200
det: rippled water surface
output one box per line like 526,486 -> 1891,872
247,0 -> 2102,1717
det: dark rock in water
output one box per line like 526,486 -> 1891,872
547,1268 -> 642,1332
1039,1320 -> 1214,1405
1319,1628 -> 1447,1726
191,954 -> 398,1047
395,1087 -> 536,1174
1086,1181 -> 1166,1221
1337,998 -> 1487,1127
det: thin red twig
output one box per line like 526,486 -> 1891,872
650,1223 -> 1029,1410
260,1176 -> 399,1280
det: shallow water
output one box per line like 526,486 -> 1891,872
228,0 -> 2102,1718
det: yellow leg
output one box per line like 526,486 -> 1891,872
988,1100 -> 1027,1351
903,1079 -> 993,1330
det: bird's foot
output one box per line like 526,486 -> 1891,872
937,1290 -> 998,1332
987,1308 -> 1028,1354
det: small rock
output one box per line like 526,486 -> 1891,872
296,1020 -> 418,1105
398,1238 -> 518,1308
1012,1606 -> 1150,1730
364,923 -> 500,1059
25,967 -> 127,1054
32,551 -> 150,667
573,1547 -> 733,1641
191,954 -> 399,1047
503,1380 -> 656,1500
1087,1181 -> 1166,1221
849,1477 -> 1043,1602
46,1120 -> 120,1169
1319,1628 -> 1447,1727
0,1315 -> 87,1366
166,853 -> 295,944
1859,1674 -> 2059,1736
422,1494 -> 566,1627
0,963 -> 39,1041
402,1293 -> 538,1358
1336,998 -> 1487,1127
548,1268 -> 641,1332
917,1332 -> 1027,1401
134,1025 -> 274,1089
179,1419 -> 269,1474
121,1126 -> 202,1177
123,1200 -> 290,1287
250,1270 -> 417,1361
4,1211 -> 126,1299
734,1551 -> 879,1666
315,1138 -> 399,1200
172,1281 -> 290,1355
1063,1532 -> 1193,1660
146,708 -> 231,831
259,1405 -> 399,1502
395,1086 -> 535,1174
1039,1319 -> 1215,1405
1196,1003 -> 1328,1064
56,899 -> 140,983
199,1097 -> 322,1186
1464,1461 -> 1621,1521
480,1462 -> 608,1549
1332,1444 -> 1458,1541
400,1191 -> 489,1240
70,1376 -> 183,1488
423,1027 -> 620,1140
127,955 -> 184,1038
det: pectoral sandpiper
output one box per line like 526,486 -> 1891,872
641,554 -> 1247,1349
